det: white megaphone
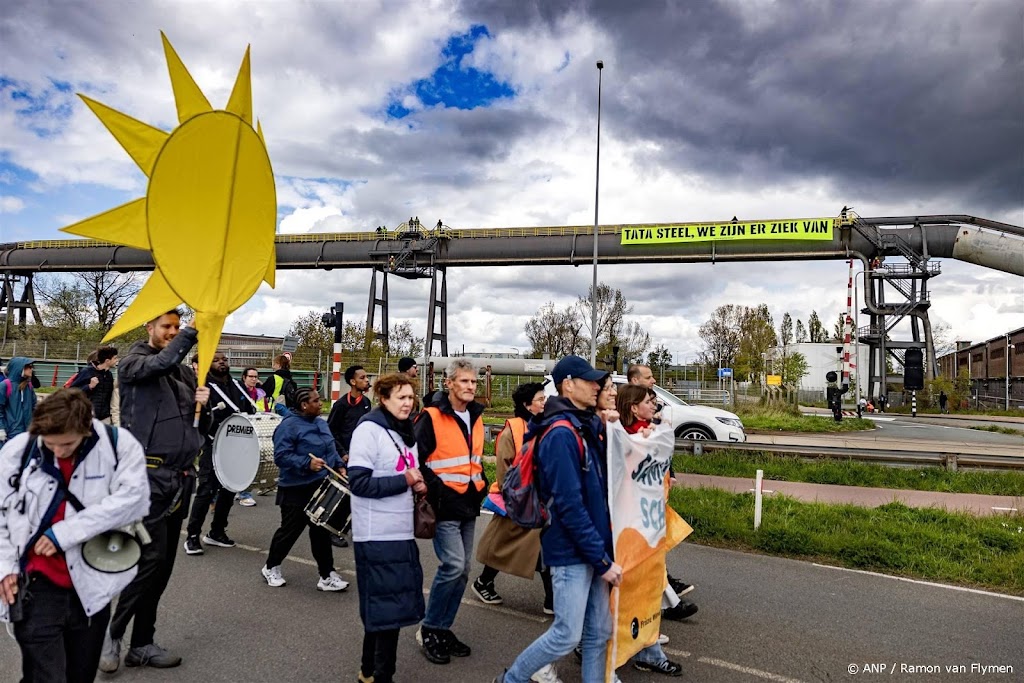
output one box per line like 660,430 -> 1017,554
81,521 -> 152,573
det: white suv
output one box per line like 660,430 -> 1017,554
545,374 -> 746,442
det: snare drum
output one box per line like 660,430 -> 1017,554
304,472 -> 351,536
212,413 -> 281,493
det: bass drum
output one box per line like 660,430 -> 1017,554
212,413 -> 280,493
248,412 -> 283,494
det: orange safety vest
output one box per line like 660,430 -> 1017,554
424,406 -> 485,494
489,417 -> 527,494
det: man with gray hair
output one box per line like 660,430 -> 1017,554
415,359 -> 488,666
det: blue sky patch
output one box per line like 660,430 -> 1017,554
386,24 -> 514,119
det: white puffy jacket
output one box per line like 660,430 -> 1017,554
0,420 -> 150,619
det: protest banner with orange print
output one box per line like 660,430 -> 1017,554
605,421 -> 692,674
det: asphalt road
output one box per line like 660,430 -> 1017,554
1,504 -> 1020,683
866,416 -> 1024,448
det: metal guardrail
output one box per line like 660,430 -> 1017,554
675,439 -> 1024,472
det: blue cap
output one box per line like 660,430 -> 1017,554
552,355 -> 607,387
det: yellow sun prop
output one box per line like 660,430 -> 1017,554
61,32 -> 277,389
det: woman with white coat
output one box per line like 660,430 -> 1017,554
0,388 -> 150,682
346,373 -> 427,683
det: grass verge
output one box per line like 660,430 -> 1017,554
671,486 -> 1024,595
736,403 -> 873,432
969,424 -> 1024,437
674,451 -> 1024,496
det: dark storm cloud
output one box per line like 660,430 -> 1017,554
467,0 -> 1024,216
273,104 -> 557,186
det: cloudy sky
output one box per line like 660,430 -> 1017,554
1,0 -> 1021,361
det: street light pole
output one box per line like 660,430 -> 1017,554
1007,334 -> 1015,411
589,59 -> 604,366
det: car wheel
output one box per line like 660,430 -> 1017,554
676,425 -> 714,440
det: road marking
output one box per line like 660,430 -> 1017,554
991,507 -> 1019,512
695,655 -> 808,683
812,564 -> 1024,602
191,536 -> 358,577
196,533 -> 811,682
749,489 -> 775,494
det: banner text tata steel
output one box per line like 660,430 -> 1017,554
620,217 -> 836,245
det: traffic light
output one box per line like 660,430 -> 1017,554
904,348 -> 924,391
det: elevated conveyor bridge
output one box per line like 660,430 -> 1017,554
3,212 -> 1021,395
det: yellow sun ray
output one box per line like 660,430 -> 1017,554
102,270 -> 182,342
60,198 -> 150,249
225,46 -> 253,126
79,96 -> 168,176
66,32 -> 276,393
161,31 -> 213,123
260,116 -> 276,286
192,311 -> 227,387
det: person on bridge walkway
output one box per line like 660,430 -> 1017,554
347,373 -> 426,683
415,358 -> 488,666
495,356 -> 621,683
101,310 -> 210,673
183,352 -> 255,556
261,387 -> 349,594
0,389 -> 149,683
628,364 -> 699,622
473,382 -> 553,612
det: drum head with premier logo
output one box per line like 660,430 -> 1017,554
212,413 -> 262,492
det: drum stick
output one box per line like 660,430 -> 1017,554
308,453 -> 344,480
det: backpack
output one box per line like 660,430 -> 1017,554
281,377 -> 299,408
501,418 -> 584,529
63,371 -> 80,388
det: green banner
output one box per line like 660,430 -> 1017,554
620,217 -> 836,245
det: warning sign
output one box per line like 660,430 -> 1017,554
620,218 -> 836,245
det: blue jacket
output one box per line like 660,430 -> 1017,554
0,357 -> 37,440
532,396 -> 613,575
273,410 -> 343,488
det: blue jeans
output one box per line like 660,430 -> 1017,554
424,518 -> 476,630
504,563 -> 612,683
633,641 -> 667,665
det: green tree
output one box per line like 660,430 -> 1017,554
808,310 -> 827,343
781,351 -> 810,386
737,304 -> 777,382
832,312 -> 847,342
646,344 -> 673,379
779,312 -> 793,347
795,319 -> 808,343
288,310 -> 334,368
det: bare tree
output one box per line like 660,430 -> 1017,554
78,272 -> 143,330
525,302 -> 585,358
697,304 -> 743,369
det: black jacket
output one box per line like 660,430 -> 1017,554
326,391 -> 371,457
118,328 -> 208,469
205,373 -> 256,444
70,365 -> 115,420
414,393 -> 488,521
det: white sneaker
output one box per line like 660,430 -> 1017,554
316,571 -> 349,592
531,663 -> 564,683
261,564 -> 286,587
98,628 -> 122,673
658,633 -> 670,645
